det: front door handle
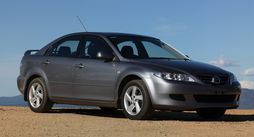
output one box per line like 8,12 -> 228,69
74,63 -> 85,69
43,60 -> 50,65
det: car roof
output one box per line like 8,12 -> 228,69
37,32 -> 159,56
67,32 -> 158,39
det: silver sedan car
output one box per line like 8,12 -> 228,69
17,32 -> 241,120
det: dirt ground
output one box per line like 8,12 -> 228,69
0,106 -> 254,137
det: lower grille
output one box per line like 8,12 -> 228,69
194,95 -> 236,103
169,94 -> 185,101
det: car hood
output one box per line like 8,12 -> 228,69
132,59 -> 230,75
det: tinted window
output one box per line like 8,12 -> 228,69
117,41 -> 138,56
142,41 -> 176,58
80,37 -> 113,59
49,40 -> 80,57
109,36 -> 186,60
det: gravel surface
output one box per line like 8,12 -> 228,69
0,106 -> 254,137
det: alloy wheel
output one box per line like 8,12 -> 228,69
29,82 -> 44,108
123,86 -> 144,115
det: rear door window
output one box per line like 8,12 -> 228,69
49,39 -> 80,58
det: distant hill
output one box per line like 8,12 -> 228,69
239,88 -> 254,109
0,95 -> 26,106
0,89 -> 253,109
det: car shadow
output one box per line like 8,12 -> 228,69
49,108 -> 254,122
50,108 -> 125,119
152,110 -> 254,122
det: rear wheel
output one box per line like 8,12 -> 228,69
27,78 -> 53,113
121,80 -> 153,120
196,108 -> 226,119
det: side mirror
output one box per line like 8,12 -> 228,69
96,51 -> 114,61
185,55 -> 190,58
24,50 -> 39,56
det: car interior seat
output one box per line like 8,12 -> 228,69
121,46 -> 134,58
58,46 -> 71,57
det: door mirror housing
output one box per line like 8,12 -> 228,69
24,50 -> 39,56
96,51 -> 114,61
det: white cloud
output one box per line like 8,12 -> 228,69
243,68 -> 254,76
240,80 -> 254,89
154,17 -> 187,33
209,57 -> 237,67
155,24 -> 187,32
157,16 -> 168,22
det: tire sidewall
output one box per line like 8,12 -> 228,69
121,80 -> 153,120
27,78 -> 51,113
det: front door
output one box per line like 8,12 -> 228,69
73,36 -> 117,101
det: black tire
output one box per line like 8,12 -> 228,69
121,80 -> 153,120
27,78 -> 53,113
100,107 -> 117,111
196,108 -> 226,119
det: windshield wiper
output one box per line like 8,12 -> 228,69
149,57 -> 176,60
150,57 -> 190,61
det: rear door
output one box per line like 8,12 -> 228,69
42,36 -> 81,98
72,36 -> 117,101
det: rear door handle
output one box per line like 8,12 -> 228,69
74,63 -> 85,69
43,60 -> 50,65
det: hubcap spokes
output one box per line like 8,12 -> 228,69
124,86 -> 143,115
29,83 -> 43,108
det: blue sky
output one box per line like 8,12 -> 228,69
0,0 -> 254,96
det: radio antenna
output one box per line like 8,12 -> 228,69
76,16 -> 88,32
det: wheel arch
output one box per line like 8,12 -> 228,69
24,69 -> 49,101
24,74 -> 41,101
116,74 -> 151,108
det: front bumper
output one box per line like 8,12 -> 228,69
146,76 -> 241,111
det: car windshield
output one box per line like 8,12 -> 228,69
108,36 -> 187,60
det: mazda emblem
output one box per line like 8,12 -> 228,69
211,76 -> 221,84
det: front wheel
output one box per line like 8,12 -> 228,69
121,80 -> 153,120
196,108 -> 226,119
27,78 -> 53,113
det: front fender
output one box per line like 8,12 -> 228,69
114,65 -> 155,104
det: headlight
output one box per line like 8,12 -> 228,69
154,72 -> 195,82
